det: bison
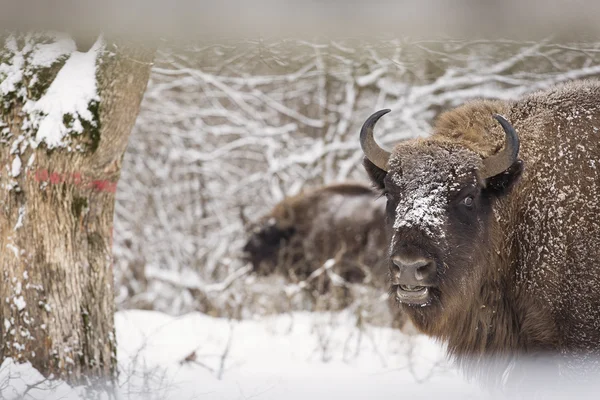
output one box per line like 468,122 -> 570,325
243,182 -> 408,329
359,80 -> 600,387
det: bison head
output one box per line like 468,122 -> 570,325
242,217 -> 297,275
360,109 -> 523,326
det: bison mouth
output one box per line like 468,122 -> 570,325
395,284 -> 432,306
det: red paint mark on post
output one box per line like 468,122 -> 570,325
35,169 -> 49,182
31,169 -> 118,193
49,172 -> 62,184
91,180 -> 117,193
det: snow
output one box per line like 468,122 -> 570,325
6,244 -> 19,259
0,310 -> 484,400
3,309 -> 597,399
28,33 -> 76,68
10,156 -> 21,178
1,33 -> 102,160
0,36 -> 26,96
356,67 -> 387,87
13,206 -> 25,231
393,184 -> 447,238
0,33 -> 76,101
0,358 -> 86,400
12,296 -> 26,311
3,311 -> 599,399
23,36 -> 103,149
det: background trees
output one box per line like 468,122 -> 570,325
113,38 -> 600,317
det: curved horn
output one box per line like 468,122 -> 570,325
360,109 -> 392,171
481,114 -> 520,179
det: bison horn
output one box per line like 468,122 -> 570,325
360,109 -> 392,171
481,114 -> 520,179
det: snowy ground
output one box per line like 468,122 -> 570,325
1,310 -> 486,400
115,310 -> 485,400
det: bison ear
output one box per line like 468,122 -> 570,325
484,159 -> 524,198
363,156 -> 387,190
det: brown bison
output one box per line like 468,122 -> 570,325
359,80 -> 600,387
243,183 -> 407,328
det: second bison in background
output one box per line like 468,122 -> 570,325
243,183 -> 407,329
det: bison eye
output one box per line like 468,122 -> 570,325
462,195 -> 474,209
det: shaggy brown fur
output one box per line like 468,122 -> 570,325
363,80 -> 600,389
243,182 -> 407,328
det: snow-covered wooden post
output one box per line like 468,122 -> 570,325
0,33 -> 154,383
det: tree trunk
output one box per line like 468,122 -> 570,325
0,33 -> 154,384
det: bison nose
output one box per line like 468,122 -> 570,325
391,255 -> 436,286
